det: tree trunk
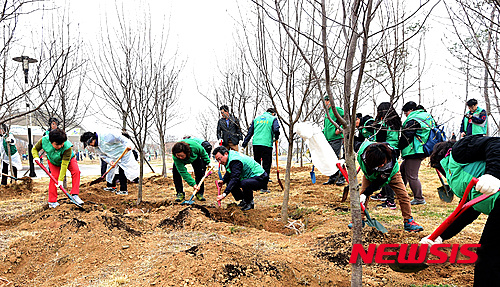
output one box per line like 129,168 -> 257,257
137,151 -> 144,205
280,136 -> 294,225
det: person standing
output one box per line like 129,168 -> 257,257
428,136 -> 500,286
322,95 -> 345,185
0,125 -> 22,185
352,141 -> 423,232
242,108 -> 280,193
214,146 -> 268,211
171,139 -> 211,202
80,131 -> 138,195
45,117 -> 60,136
32,129 -> 84,207
460,98 -> 488,137
217,105 -> 243,151
399,101 -> 436,205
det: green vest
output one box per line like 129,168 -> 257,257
440,152 -> 499,215
226,150 -> 265,180
379,121 -> 399,150
323,107 -> 344,141
357,141 -> 399,187
2,136 -> 17,155
463,107 -> 488,135
252,112 -> 276,147
41,136 -> 74,166
361,118 -> 375,140
401,110 -> 435,157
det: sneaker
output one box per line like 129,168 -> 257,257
370,193 -> 387,201
404,217 -> 424,232
195,193 -> 206,201
410,199 -> 426,205
260,189 -> 271,194
104,187 -> 117,193
241,200 -> 254,211
377,201 -> 396,210
48,201 -> 60,208
348,220 -> 366,229
175,193 -> 185,202
238,200 -> 246,207
335,177 -> 346,186
322,179 -> 335,185
115,190 -> 128,195
71,194 -> 84,205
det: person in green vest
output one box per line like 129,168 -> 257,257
428,136 -> 500,286
242,108 -> 280,194
352,141 -> 423,232
322,95 -> 346,185
0,124 -> 22,185
460,98 -> 488,137
171,139 -> 211,202
214,146 -> 268,211
369,102 -> 401,210
399,101 -> 436,205
32,128 -> 84,208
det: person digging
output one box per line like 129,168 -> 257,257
213,146 -> 269,211
32,128 -> 84,208
171,139 -> 211,202
349,141 -> 423,232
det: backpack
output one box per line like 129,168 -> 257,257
421,124 -> 447,157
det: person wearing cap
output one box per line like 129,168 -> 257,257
322,95 -> 345,185
0,124 -> 22,185
213,146 -> 268,211
242,108 -> 280,193
171,138 -> 211,202
32,128 -> 84,208
460,98 -> 488,137
45,117 -> 60,136
399,101 -> 436,205
80,131 -> 138,195
217,105 -> 243,151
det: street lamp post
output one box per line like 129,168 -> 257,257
13,56 -> 38,177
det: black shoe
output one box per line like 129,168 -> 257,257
238,200 -> 246,207
241,200 -> 254,211
335,178 -> 346,186
322,179 -> 335,185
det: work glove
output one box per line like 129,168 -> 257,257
476,174 -> 500,195
360,194 -> 366,205
33,157 -> 40,165
7,135 -> 16,145
419,235 -> 443,247
57,181 -> 64,189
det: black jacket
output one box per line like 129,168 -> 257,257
217,115 -> 243,146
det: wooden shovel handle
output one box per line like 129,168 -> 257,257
102,147 -> 132,177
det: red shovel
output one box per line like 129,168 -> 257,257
389,178 -> 494,273
215,180 -> 222,207
34,160 -> 83,208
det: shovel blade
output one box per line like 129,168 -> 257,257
310,171 -> 316,184
387,255 -> 429,273
89,176 -> 105,186
437,185 -> 454,203
364,209 -> 388,233
181,195 -> 195,205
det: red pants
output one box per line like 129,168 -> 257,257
48,157 -> 81,202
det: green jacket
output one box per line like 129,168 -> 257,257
2,136 -> 17,155
463,106 -> 488,135
440,152 -> 499,215
226,150 -> 265,180
252,112 -> 276,147
379,121 -> 399,150
401,110 -> 435,157
358,141 -> 399,187
323,107 -> 344,141
172,138 -> 211,186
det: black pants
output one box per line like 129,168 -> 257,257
379,185 -> 395,203
253,145 -> 272,189
227,172 -> 269,203
474,199 -> 500,286
100,159 -> 107,176
328,138 -> 344,181
172,157 -> 206,195
1,162 -> 17,185
107,166 -> 127,191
